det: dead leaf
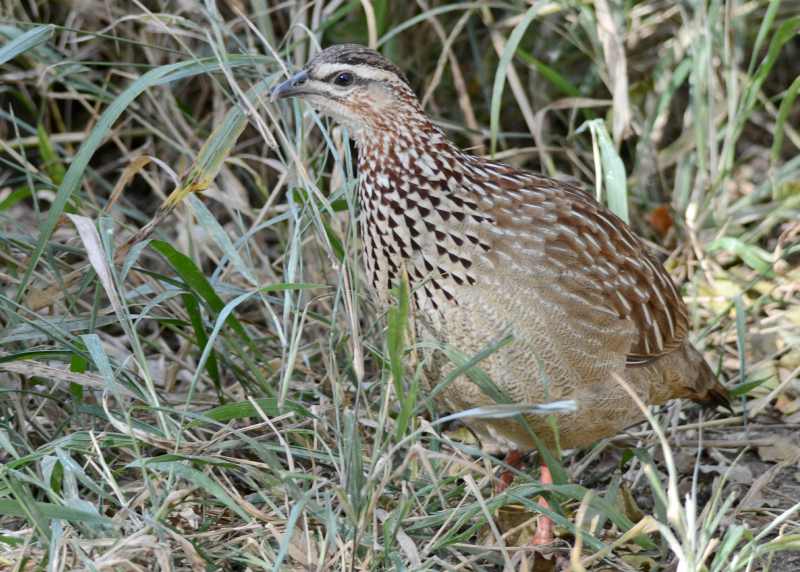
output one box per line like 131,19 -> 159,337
698,463 -> 753,484
738,462 -> 789,512
647,204 -> 673,237
594,0 -> 631,143
494,504 -> 537,546
775,394 -> 800,415
618,484 -> 645,522
758,437 -> 800,464
0,359 -> 135,397
179,506 -> 201,530
620,555 -> 659,571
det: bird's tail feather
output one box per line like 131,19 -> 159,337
684,345 -> 732,412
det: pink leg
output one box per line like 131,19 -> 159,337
532,463 -> 555,545
495,449 -> 524,493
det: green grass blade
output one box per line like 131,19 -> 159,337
747,0 -> 782,76
182,292 -> 221,395
387,277 -> 410,402
770,74 -> 800,168
144,461 -> 251,521
149,239 -> 250,341
580,119 -> 629,223
0,499 -> 111,527
191,397 -> 312,426
489,4 -> 543,156
0,24 -> 54,65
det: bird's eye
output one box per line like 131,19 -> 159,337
333,72 -> 354,87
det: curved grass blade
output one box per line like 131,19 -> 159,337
770,74 -> 800,169
190,397 -> 312,427
489,4 -> 544,155
0,24 -> 54,65
149,239 -> 249,342
0,499 -> 111,527
579,119 -> 629,223
143,461 -> 251,521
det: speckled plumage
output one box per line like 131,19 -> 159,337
273,44 -> 728,452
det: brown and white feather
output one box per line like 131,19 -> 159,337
278,44 -> 728,451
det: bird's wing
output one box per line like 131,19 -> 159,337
470,161 -> 689,365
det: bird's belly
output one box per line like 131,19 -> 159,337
416,278 -> 649,452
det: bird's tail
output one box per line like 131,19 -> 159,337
682,344 -> 732,412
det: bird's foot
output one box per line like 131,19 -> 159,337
532,464 -> 555,545
531,513 -> 554,545
497,456 -> 559,557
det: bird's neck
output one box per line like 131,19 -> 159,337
354,115 -> 488,310
355,114 -> 463,190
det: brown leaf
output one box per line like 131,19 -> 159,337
618,484 -> 645,522
698,463 -> 753,484
758,437 -> 800,464
647,204 -> 674,237
775,394 -> 800,415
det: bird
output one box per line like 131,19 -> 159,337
271,44 -> 729,545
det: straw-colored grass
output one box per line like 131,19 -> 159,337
1,1 -> 799,570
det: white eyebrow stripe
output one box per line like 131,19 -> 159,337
313,63 -> 397,83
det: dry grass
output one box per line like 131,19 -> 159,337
1,1 -> 800,570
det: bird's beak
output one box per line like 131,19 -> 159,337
270,70 -> 310,102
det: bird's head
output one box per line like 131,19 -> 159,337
270,44 -> 422,138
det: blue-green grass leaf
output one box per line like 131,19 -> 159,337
0,24 -> 53,65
